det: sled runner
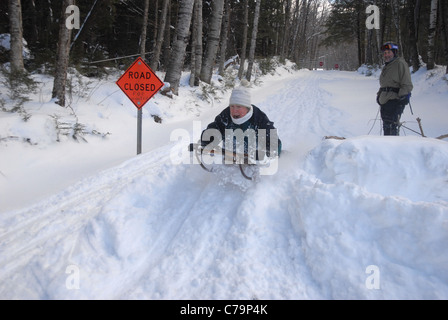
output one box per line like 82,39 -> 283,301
188,143 -> 273,181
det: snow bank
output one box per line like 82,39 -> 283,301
290,136 -> 448,299
304,136 -> 448,202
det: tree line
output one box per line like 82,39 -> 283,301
1,0 -> 447,108
324,0 -> 448,73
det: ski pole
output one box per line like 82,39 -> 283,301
409,99 -> 414,115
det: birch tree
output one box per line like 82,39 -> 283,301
194,0 -> 203,86
246,0 -> 261,82
52,0 -> 74,107
200,0 -> 225,84
8,0 -> 25,73
164,0 -> 194,94
189,0 -> 203,87
162,1 -> 172,69
150,0 -> 169,71
218,0 -> 231,76
427,0 -> 438,70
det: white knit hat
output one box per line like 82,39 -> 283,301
229,85 -> 252,110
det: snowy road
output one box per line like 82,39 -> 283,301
1,68 -> 447,299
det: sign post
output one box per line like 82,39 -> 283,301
137,108 -> 143,154
116,57 -> 164,155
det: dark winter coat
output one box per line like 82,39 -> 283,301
201,105 -> 282,157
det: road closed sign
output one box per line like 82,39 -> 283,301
116,57 -> 164,110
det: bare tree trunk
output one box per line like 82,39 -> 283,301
290,0 -> 302,62
140,0 -> 150,60
189,0 -> 198,87
246,0 -> 261,82
162,0 -> 172,70
153,0 -> 159,45
380,0 -> 388,50
355,0 -> 364,66
52,0 -> 74,107
294,0 -> 311,66
280,0 -> 292,63
415,0 -> 422,40
151,0 -> 169,70
427,0 -> 438,70
200,0 -> 225,84
374,0 -> 382,65
28,0 -> 38,45
440,0 -> 448,74
407,0 -> 420,72
390,0 -> 403,56
218,0 -> 231,75
164,0 -> 194,94
366,29 -> 373,65
8,0 -> 25,73
190,0 -> 203,86
237,0 -> 249,80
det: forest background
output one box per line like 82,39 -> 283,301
1,0 -> 448,110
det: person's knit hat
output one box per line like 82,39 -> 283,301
229,83 -> 251,110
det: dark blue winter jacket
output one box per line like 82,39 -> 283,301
201,105 -> 282,158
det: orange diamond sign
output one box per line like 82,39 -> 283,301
116,57 -> 164,110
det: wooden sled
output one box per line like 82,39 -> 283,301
189,143 -> 265,181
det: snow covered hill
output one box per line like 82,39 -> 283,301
1,62 -> 447,299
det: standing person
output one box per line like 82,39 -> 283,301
376,42 -> 413,136
200,82 -> 282,159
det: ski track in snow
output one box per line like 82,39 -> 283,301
1,70 -> 448,299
